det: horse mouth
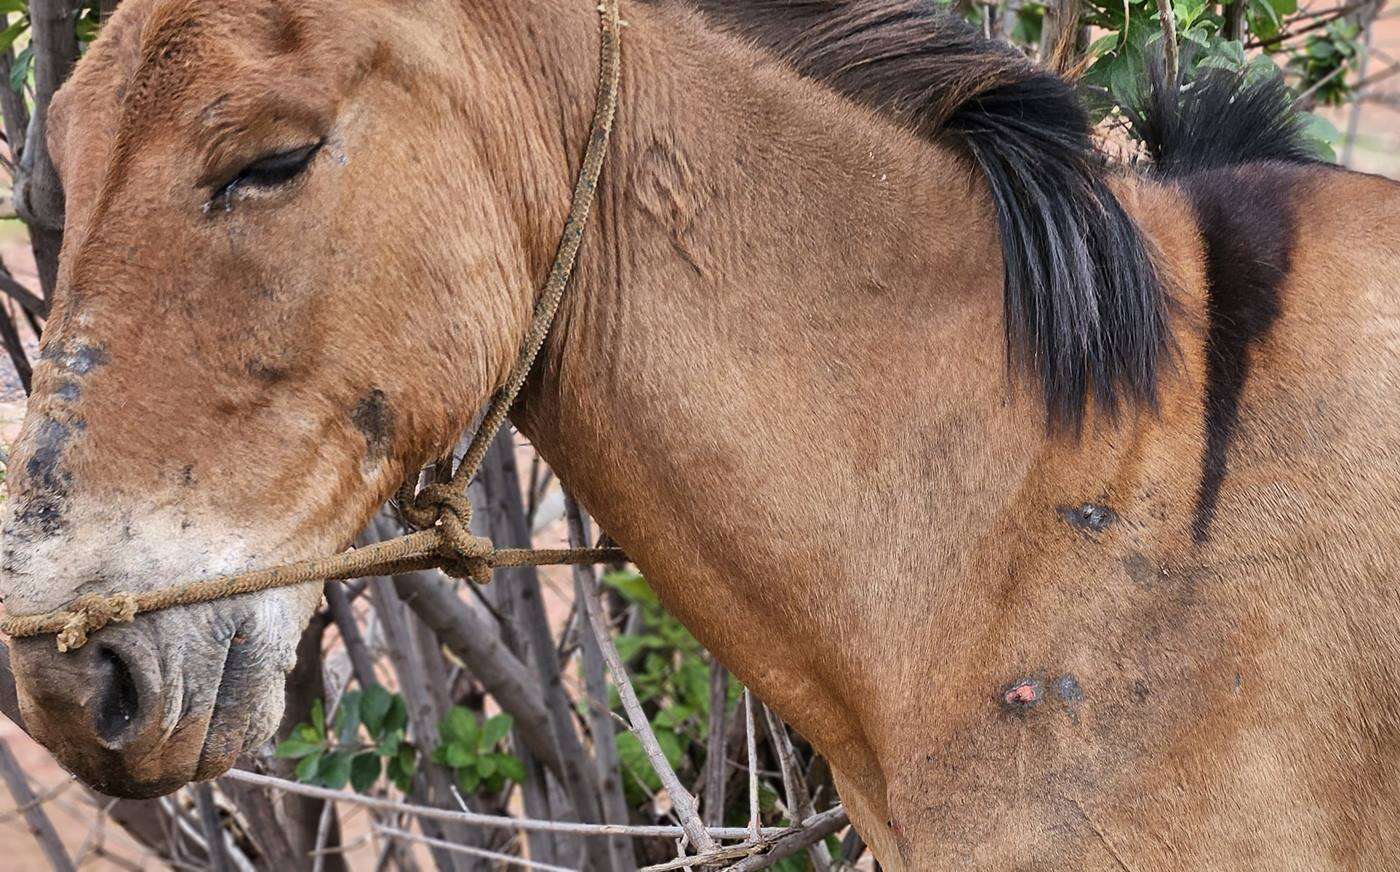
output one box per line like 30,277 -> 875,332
192,626 -> 270,782
13,614 -> 279,799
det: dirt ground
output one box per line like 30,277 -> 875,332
0,14 -> 1397,869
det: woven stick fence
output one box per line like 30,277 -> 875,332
0,430 -> 859,872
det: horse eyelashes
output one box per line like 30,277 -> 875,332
208,141 -> 323,209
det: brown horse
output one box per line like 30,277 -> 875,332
3,0 -> 1399,867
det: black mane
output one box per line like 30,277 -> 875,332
659,0 -> 1169,431
1127,62 -> 1318,177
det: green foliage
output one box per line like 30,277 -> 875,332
991,0 -> 1372,161
1077,0 -> 1285,115
1288,18 -> 1363,108
603,569 -> 737,806
430,708 -> 526,795
275,687 -> 418,794
0,1 -> 108,95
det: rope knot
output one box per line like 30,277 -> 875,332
56,592 -> 139,653
410,483 -> 496,585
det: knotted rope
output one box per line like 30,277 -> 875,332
2,0 -> 625,653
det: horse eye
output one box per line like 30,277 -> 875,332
212,141 -> 322,204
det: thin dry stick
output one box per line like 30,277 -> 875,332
744,691 -> 761,841
640,843 -> 765,871
0,738 -> 75,872
0,775 -> 72,824
1154,0 -> 1178,87
578,562 -> 718,853
760,707 -> 831,872
223,768 -> 794,840
565,495 -> 639,871
643,806 -> 851,872
375,826 -> 577,872
312,799 -> 337,872
702,661 -> 730,828
723,807 -> 851,872
192,784 -> 233,872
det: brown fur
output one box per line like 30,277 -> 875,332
2,1 -> 1399,867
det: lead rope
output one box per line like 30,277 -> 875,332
2,0 -> 625,653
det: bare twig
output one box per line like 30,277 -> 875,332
566,495 -> 638,871
0,739 -> 75,872
576,523 -> 717,854
367,550 -> 485,872
325,581 -> 379,689
1248,1 -> 1372,47
376,826 -> 579,872
0,277 -> 32,394
479,433 -> 613,871
311,799 -> 338,872
223,768 -> 796,840
15,1 -> 80,298
219,765 -> 303,871
193,784 -> 234,872
761,707 -> 831,871
744,691 -> 760,841
0,261 -> 49,318
640,807 -> 850,872
724,807 -> 850,872
1295,62 -> 1349,110
1154,0 -> 1178,89
702,661 -> 731,829
385,559 -> 573,784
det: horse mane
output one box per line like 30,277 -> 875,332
1127,63 -> 1318,177
658,0 -> 1168,432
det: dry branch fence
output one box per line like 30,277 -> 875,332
0,427 -> 860,871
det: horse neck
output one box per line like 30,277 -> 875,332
499,0 -> 1136,781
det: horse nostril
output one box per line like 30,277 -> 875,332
93,645 -> 142,745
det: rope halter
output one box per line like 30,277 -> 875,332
2,0 -> 625,651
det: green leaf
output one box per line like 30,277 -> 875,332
615,733 -> 662,793
360,686 -> 393,738
274,738 -> 323,760
310,699 -> 327,741
496,754 -> 526,784
334,692 -> 362,745
440,706 -> 479,748
386,742 -> 418,792
603,569 -> 658,605
479,714 -> 513,751
0,2 -> 28,15
350,752 -> 382,793
0,17 -> 25,56
384,695 -> 408,736
1086,32 -> 1120,59
1172,0 -> 1206,29
457,767 -> 481,795
295,750 -> 323,783
654,727 -> 685,769
477,756 -> 497,778
10,44 -> 32,94
444,743 -> 474,769
1300,112 -> 1340,162
318,751 -> 353,790
379,729 -> 403,759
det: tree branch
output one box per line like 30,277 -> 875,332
576,536 -> 717,854
565,495 -> 637,870
0,738 -> 76,872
